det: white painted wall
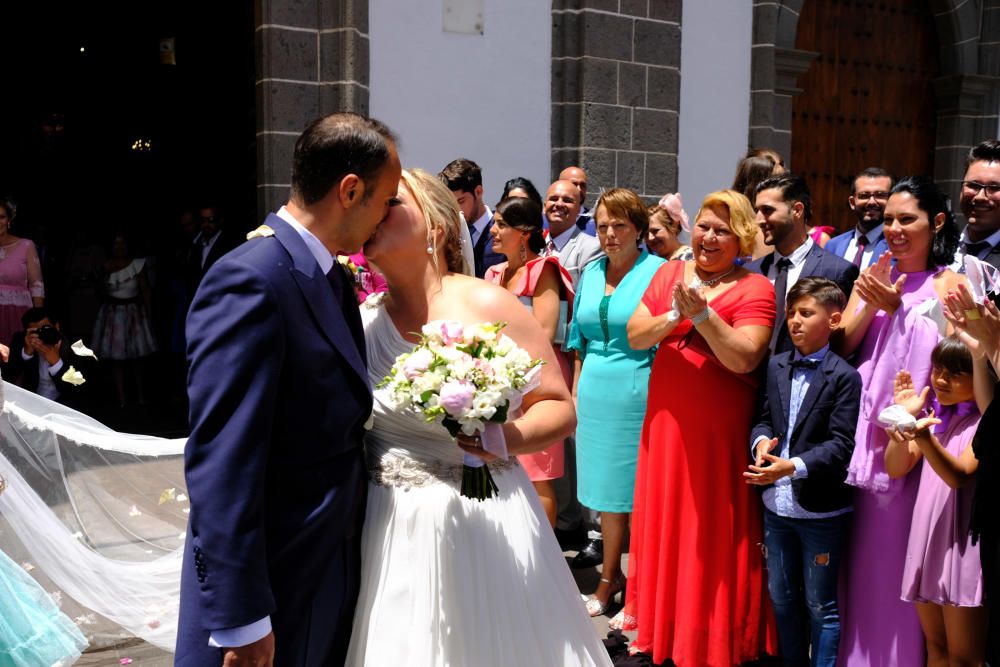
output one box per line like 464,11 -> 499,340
677,0 -> 753,216
369,0 -> 551,206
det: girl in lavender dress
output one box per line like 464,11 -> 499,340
836,177 -> 964,666
884,337 -> 987,666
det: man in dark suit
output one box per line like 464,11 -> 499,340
748,174 -> 858,354
955,139 -> 1000,271
2,307 -> 98,415
826,167 -> 894,269
187,204 -> 241,292
438,158 -> 504,277
175,113 -> 401,666
745,277 -> 861,667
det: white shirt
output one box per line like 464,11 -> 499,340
206,206 -> 333,651
765,236 -> 814,297
21,347 -> 62,401
549,224 -> 578,254
951,226 -> 1000,272
467,206 -> 493,246
276,206 -> 334,274
198,230 -> 222,269
844,225 -> 883,266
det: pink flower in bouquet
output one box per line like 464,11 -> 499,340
438,321 -> 465,345
439,380 -> 475,415
402,348 -> 434,380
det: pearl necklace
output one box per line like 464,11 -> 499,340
694,265 -> 735,287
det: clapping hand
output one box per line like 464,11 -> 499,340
854,252 -> 905,315
893,370 -> 930,418
886,414 -> 941,444
744,437 -> 795,485
672,281 -> 708,321
942,282 -> 1000,360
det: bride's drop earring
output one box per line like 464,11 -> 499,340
426,239 -> 434,254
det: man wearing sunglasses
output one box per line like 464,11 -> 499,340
957,139 -> 1000,270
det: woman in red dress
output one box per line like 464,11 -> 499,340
485,195 -> 575,527
625,189 -> 778,666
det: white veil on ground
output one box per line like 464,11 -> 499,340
0,377 -> 186,651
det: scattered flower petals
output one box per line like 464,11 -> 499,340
176,493 -> 188,502
158,488 -> 176,505
49,590 -> 63,605
72,531 -> 83,540
21,562 -> 35,572
129,505 -> 142,517
74,613 -> 96,625
119,659 -> 134,665
177,532 -> 186,540
146,618 -> 161,629
182,508 -> 190,514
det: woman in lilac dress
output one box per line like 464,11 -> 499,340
836,177 -> 964,666
884,337 -> 987,666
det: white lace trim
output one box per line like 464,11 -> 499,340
369,451 -> 518,490
0,288 -> 33,306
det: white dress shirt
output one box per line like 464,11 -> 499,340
21,347 -> 63,401
764,237 -> 814,297
951,226 -> 1000,272
207,206 -> 332,651
198,230 -> 222,269
467,206 -> 493,246
549,225 -> 578,254
844,225 -> 883,266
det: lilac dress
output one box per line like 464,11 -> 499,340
902,401 -> 983,606
839,268 -> 944,667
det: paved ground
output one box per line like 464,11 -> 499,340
73,546 -> 629,665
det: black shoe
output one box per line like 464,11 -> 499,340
570,538 -> 603,569
554,524 -> 587,550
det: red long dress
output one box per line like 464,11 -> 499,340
626,261 -> 778,666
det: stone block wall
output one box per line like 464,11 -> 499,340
551,0 -> 683,206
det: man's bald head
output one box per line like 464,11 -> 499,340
544,179 -> 583,236
558,166 -> 588,203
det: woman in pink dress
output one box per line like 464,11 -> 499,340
0,198 -> 44,347
484,195 -> 574,527
884,336 -> 987,666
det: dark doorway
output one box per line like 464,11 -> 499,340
0,2 -> 255,433
791,0 -> 940,234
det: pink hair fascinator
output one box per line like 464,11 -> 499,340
658,193 -> 690,233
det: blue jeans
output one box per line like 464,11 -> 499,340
763,509 -> 849,667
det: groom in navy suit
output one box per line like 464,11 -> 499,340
176,113 -> 401,666
748,174 -> 858,355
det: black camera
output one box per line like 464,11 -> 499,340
32,325 -> 62,346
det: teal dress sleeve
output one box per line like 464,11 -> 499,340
566,265 -> 589,357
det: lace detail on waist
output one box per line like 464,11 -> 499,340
369,451 -> 518,490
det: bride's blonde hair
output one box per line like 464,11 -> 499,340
400,168 -> 467,274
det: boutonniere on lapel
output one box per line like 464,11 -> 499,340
337,254 -> 364,294
245,224 -> 275,241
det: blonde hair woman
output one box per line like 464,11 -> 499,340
622,189 -> 779,664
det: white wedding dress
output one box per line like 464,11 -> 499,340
345,302 -> 613,666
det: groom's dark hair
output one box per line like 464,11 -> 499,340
291,113 -> 398,206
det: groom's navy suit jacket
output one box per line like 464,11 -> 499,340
175,214 -> 372,666
750,350 -> 861,513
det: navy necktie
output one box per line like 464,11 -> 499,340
771,258 -> 793,351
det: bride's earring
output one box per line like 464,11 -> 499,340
426,238 -> 434,255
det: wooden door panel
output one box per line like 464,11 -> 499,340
791,0 -> 939,234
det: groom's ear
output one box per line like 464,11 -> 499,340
338,173 -> 366,208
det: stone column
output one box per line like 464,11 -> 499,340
551,0 -> 682,205
255,0 -> 370,217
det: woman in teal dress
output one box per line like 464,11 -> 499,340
568,188 -> 665,621
0,476 -> 89,666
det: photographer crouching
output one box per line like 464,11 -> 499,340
1,307 -> 98,414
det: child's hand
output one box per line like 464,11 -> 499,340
893,370 -> 930,417
754,437 -> 779,468
744,451 -> 795,485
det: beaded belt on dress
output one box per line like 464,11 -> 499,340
369,451 -> 519,490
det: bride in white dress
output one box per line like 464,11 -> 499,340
345,168 -> 613,666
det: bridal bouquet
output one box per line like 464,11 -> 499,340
378,320 -> 543,500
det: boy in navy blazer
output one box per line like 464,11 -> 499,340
745,277 -> 861,667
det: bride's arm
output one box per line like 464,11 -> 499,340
466,282 -> 576,456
